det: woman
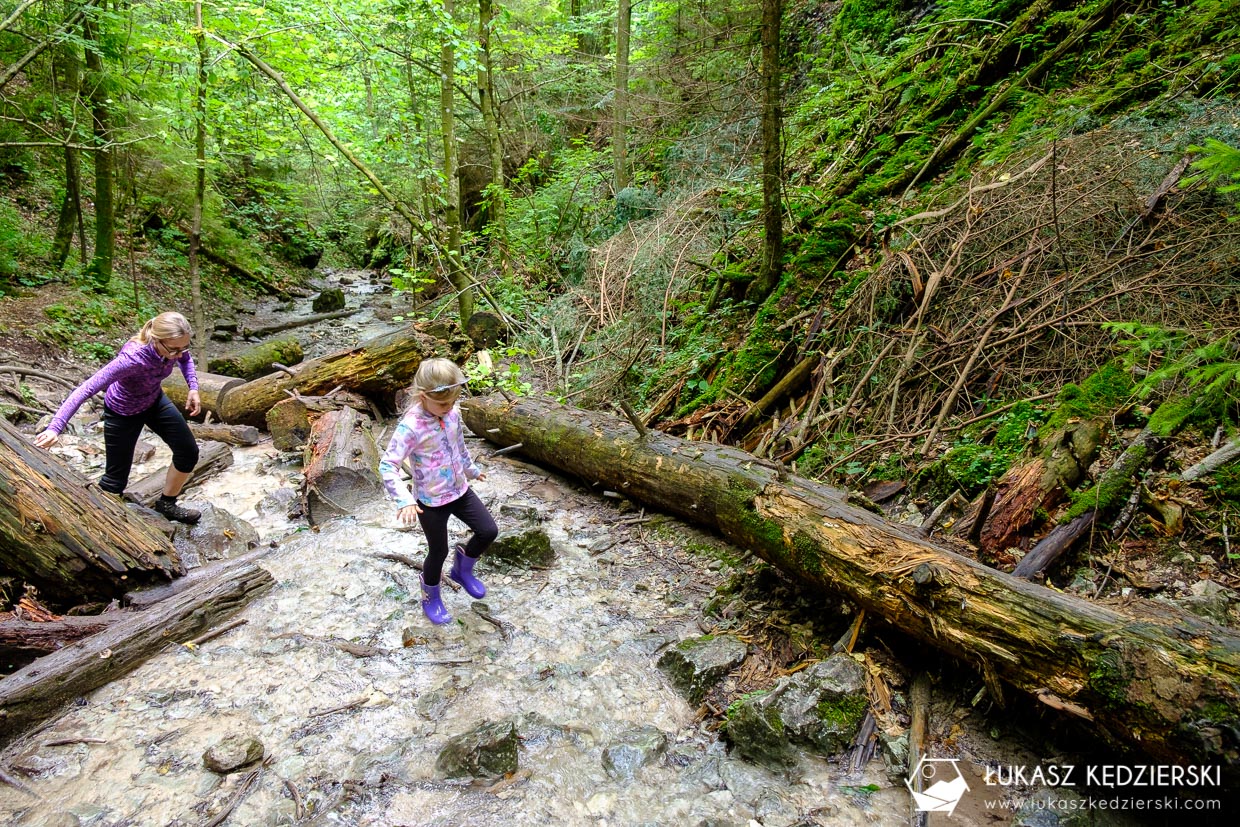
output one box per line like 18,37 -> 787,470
34,311 -> 204,523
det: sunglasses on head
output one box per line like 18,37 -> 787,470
425,380 -> 468,395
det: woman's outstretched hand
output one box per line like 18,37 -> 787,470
33,430 -> 58,448
185,389 -> 202,417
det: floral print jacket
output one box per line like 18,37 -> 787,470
378,402 -> 480,509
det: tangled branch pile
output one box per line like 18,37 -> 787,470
786,128 -> 1240,467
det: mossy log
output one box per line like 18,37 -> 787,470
162,370 -> 244,422
189,423 -> 261,447
0,557 -> 273,747
302,406 -> 382,526
217,321 -> 473,427
461,393 -> 1240,773
207,337 -> 304,381
0,419 -> 182,608
266,397 -> 311,451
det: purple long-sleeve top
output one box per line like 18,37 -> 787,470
47,339 -> 199,434
378,402 -> 480,509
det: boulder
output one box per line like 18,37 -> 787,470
601,725 -> 669,779
203,734 -> 265,774
435,718 -> 519,780
657,634 -> 747,705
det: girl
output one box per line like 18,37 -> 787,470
34,311 -> 203,524
379,358 -> 497,624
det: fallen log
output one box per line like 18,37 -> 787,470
0,419 -> 182,608
0,556 -> 273,747
123,440 -> 234,507
241,308 -> 356,339
302,406 -> 382,526
208,337 -> 304,381
461,393 -> 1240,772
217,320 -> 472,427
266,397 -> 311,451
0,612 -> 123,666
190,422 -> 262,446
162,370 -> 244,421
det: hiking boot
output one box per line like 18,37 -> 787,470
155,496 -> 201,524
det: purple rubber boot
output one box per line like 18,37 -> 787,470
421,575 -> 453,625
449,545 -> 487,598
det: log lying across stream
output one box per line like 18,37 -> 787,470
462,394 -> 1240,774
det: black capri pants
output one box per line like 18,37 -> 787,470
416,488 -> 498,585
100,394 -> 199,494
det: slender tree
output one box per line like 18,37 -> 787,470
81,8 -> 113,290
50,9 -> 82,270
189,0 -> 207,364
439,0 -> 472,324
478,0 -> 506,261
748,0 -> 783,301
613,0 -> 631,193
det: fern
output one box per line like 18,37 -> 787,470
1184,138 -> 1240,193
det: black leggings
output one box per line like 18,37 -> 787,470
100,394 -> 199,494
416,487 -> 498,585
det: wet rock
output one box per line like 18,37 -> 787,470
16,807 -> 81,826
601,725 -> 670,779
312,288 -> 345,312
486,525 -> 555,569
656,634 -> 748,705
172,503 -> 260,563
1012,787 -> 1093,826
203,734 -> 265,774
499,501 -> 542,523
256,486 -> 299,517
435,718 -> 519,779
349,743 -> 411,786
1168,579 -> 1237,625
724,654 -> 868,766
878,730 -> 910,780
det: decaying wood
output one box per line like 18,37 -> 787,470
123,439 -> 234,506
737,355 -> 816,430
1011,511 -> 1098,580
462,393 -> 1240,772
978,419 -> 1103,555
1182,436 -> 1240,482
908,673 -> 931,827
207,336 -> 304,381
0,560 -> 273,747
302,406 -> 381,526
125,546 -> 272,609
189,422 -> 262,446
240,308 -> 356,339
0,419 -> 182,607
217,321 -> 472,427
162,371 -> 244,421
266,397 -> 311,451
0,613 -> 123,662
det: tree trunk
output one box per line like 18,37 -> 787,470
123,440 -> 233,506
0,420 -> 182,608
460,394 -> 1240,771
0,557 -> 273,747
162,370 -> 244,421
302,406 -> 382,526
207,337 -> 304,381
478,0 -> 506,259
0,612 -> 123,667
190,0 -> 208,368
189,422 -> 261,447
216,321 -> 472,427
240,308 -> 356,339
51,21 -> 82,270
81,11 -> 113,290
439,0 -> 473,326
266,397 -> 311,451
748,0 -> 783,302
977,419 -> 1102,558
613,0 -> 631,192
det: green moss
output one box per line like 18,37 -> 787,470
1045,362 -> 1135,434
720,478 -> 786,551
792,531 -> 825,576
1088,649 -> 1131,709
815,693 -> 869,728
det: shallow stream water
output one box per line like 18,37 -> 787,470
0,440 -> 909,826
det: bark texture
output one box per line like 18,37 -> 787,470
461,394 -> 1240,772
207,337 -> 304,381
217,321 -> 472,427
302,406 -> 382,526
0,419 -> 182,607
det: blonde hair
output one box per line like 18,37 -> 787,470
133,312 -> 192,345
412,358 -> 467,402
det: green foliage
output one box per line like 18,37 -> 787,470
1185,138 -> 1240,194
1104,323 -> 1240,424
38,288 -> 143,360
465,347 -> 533,397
